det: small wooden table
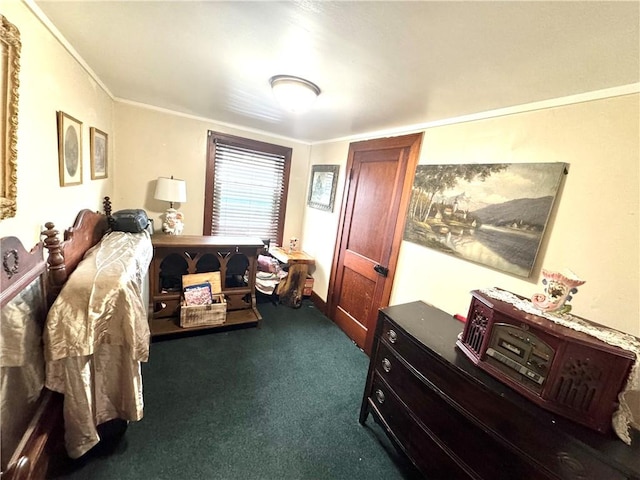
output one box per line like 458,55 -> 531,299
149,235 -> 264,336
269,246 -> 315,307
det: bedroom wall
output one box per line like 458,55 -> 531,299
6,2 -> 636,337
302,94 -> 640,336
113,101 -> 311,242
0,2 -> 114,247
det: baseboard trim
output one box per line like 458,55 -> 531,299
309,291 -> 327,315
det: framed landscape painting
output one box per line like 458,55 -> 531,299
403,162 -> 567,277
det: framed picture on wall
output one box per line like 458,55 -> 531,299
90,127 -> 108,179
57,111 -> 83,187
1,15 -> 21,220
308,164 -> 339,211
403,162 -> 567,277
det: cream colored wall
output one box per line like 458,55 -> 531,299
5,1 -> 638,337
113,102 -> 311,240
0,2 -> 114,247
300,142 -> 349,295
302,94 -> 640,336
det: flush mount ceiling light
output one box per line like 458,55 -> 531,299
269,75 -> 321,113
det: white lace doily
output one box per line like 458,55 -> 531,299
479,287 -> 640,445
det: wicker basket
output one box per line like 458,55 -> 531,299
180,272 -> 226,328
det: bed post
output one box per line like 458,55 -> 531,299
104,196 -> 114,230
103,196 -> 112,217
42,222 -> 66,302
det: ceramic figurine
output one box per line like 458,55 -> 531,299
531,269 -> 585,314
162,209 -> 184,235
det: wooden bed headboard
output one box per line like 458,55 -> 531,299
0,197 -> 119,480
0,237 -> 45,307
0,237 -> 63,480
2,197 -> 116,479
41,197 -> 112,300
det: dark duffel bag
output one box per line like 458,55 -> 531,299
111,209 -> 150,233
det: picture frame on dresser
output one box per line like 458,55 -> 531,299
90,127 -> 108,180
57,111 -> 83,187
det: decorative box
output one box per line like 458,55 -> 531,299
303,275 -> 314,296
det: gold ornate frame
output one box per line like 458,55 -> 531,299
1,15 -> 20,220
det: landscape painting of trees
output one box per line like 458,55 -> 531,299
404,163 -> 567,277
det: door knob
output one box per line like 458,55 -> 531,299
373,264 -> 389,277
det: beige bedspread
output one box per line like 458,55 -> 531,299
44,230 -> 152,458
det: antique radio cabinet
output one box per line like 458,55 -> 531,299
456,289 -> 635,434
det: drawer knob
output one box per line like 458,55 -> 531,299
387,329 -> 397,343
375,389 -> 385,404
382,357 -> 392,373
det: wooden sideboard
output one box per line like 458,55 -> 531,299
148,235 -> 264,336
360,301 -> 640,480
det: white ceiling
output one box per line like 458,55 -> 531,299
34,1 -> 639,143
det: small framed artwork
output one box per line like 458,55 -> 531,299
57,111 -> 83,187
90,127 -> 108,179
308,164 -> 339,211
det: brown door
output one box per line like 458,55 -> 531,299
328,133 -> 423,355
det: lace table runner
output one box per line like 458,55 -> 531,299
479,287 -> 640,445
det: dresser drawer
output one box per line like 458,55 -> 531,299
369,375 -> 472,479
374,341 -> 555,480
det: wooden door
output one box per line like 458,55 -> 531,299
328,133 -> 423,354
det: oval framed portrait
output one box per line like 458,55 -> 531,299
57,111 -> 83,187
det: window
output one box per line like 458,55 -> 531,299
204,131 -> 291,247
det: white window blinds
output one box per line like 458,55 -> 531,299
206,134 -> 290,246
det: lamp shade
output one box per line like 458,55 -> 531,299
154,176 -> 187,203
269,75 -> 320,113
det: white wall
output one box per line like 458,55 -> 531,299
302,94 -> 640,336
300,142 -> 350,295
4,2 -> 638,337
0,2 -> 115,247
113,101 -> 311,241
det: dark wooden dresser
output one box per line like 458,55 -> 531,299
359,301 -> 640,479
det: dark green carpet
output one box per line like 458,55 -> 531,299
52,300 -> 420,479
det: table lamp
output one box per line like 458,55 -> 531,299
154,176 -> 187,235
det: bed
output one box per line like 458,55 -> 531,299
1,198 -> 153,478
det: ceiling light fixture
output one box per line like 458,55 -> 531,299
269,75 -> 321,114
